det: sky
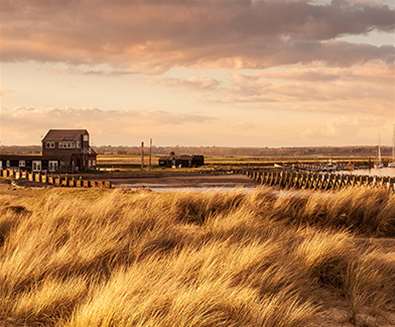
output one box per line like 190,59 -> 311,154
0,0 -> 394,147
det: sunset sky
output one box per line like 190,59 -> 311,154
0,0 -> 394,146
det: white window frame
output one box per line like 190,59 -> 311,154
19,160 -> 26,168
48,160 -> 58,172
83,135 -> 89,142
32,160 -> 42,172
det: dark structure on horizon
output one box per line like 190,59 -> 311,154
0,129 -> 97,172
159,152 -> 204,168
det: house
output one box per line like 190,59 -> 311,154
158,153 -> 204,168
0,129 -> 97,173
42,129 -> 97,172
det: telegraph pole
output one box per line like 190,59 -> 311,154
149,138 -> 152,170
141,141 -> 145,170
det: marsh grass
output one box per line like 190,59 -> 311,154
0,187 -> 394,326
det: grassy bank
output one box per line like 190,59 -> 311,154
0,187 -> 394,326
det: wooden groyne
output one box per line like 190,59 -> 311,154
0,169 -> 112,189
240,169 -> 395,192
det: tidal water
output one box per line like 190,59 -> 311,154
347,168 -> 395,177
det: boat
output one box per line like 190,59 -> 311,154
322,159 -> 338,172
389,125 -> 395,168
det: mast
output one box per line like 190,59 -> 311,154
378,133 -> 382,165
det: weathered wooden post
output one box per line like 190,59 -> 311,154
390,178 -> 395,192
279,170 -> 286,188
54,177 -> 61,186
141,141 -> 145,170
263,170 -> 270,185
367,176 -> 374,187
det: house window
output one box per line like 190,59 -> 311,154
48,161 -> 58,172
19,160 -> 26,168
83,135 -> 89,142
59,141 -> 75,149
6,160 -> 10,168
46,141 -> 55,149
76,141 -> 81,148
32,160 -> 42,172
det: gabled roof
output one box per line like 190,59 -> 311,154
42,129 -> 89,141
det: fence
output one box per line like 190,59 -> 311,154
0,168 -> 112,189
240,168 -> 395,192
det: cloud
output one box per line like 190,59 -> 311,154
0,0 -> 394,71
213,62 -> 395,116
0,108 -> 216,144
159,77 -> 220,91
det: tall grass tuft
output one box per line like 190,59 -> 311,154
0,186 -> 394,326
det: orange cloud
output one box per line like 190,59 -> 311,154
0,0 -> 394,71
205,62 -> 395,117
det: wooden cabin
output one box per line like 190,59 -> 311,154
0,129 -> 97,173
42,129 -> 97,172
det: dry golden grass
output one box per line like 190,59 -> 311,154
0,186 -> 394,326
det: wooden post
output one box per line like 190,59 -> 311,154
149,138 -> 152,170
141,141 -> 145,170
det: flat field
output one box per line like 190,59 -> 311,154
97,154 -> 389,170
0,185 -> 394,326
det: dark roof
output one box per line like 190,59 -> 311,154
42,129 -> 89,142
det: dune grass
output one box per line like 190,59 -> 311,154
0,186 -> 394,326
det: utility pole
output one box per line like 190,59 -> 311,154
141,141 -> 145,170
149,138 -> 152,170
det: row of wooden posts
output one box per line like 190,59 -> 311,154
0,169 -> 112,189
240,169 -> 395,192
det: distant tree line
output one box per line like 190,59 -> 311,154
0,145 -> 392,158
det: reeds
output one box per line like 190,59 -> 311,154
0,186 -> 394,326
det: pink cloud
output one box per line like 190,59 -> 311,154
0,0 -> 394,71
